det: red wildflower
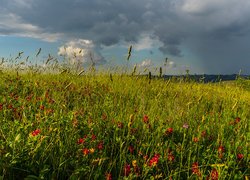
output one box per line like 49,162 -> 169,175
97,141 -> 104,150
149,157 -> 158,167
148,154 -> 160,167
82,148 -> 89,156
168,153 -> 175,162
91,134 -> 97,141
218,145 -> 225,153
201,130 -> 207,138
192,162 -> 201,176
237,153 -> 244,161
0,104 -> 3,110
128,145 -> 134,154
77,138 -> 85,145
193,137 -> 199,143
117,122 -> 124,129
143,115 -> 149,124
165,127 -> 173,135
39,105 -> 45,110
105,173 -> 112,180
218,145 -> 225,159
208,168 -> 219,180
235,117 -> 241,124
124,164 -> 131,177
31,129 -> 41,136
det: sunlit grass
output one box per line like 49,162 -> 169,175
0,69 -> 249,179
0,49 -> 249,179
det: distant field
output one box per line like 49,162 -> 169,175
0,71 -> 249,179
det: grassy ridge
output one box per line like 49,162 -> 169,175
0,72 -> 249,179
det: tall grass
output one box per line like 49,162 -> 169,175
0,52 -> 249,179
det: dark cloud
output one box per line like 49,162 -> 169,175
1,0 -> 250,73
210,23 -> 250,40
1,0 -> 173,45
159,46 -> 182,57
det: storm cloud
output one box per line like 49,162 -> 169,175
1,0 -> 250,73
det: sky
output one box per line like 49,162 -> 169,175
1,0 -> 250,74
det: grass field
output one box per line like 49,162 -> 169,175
0,69 -> 249,179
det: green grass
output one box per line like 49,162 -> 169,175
0,72 -> 249,179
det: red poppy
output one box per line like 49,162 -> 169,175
237,153 -> 244,161
124,164 -> 131,176
166,128 -> 173,135
77,138 -> 85,145
143,115 -> 149,124
128,145 -> 134,154
235,117 -> 241,124
105,173 -> 112,180
218,145 -> 225,153
218,145 -> 225,158
193,137 -> 199,143
91,134 -> 97,141
192,162 -> 201,176
31,129 -> 41,136
97,141 -> 104,150
148,154 -> 160,167
82,148 -> 89,156
209,168 -> 219,180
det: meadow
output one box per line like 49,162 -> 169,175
0,61 -> 249,179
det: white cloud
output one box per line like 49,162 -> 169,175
0,12 -> 62,42
179,0 -> 250,29
58,39 -> 105,65
181,0 -> 225,14
139,59 -> 153,68
133,34 -> 162,51
165,60 -> 177,69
